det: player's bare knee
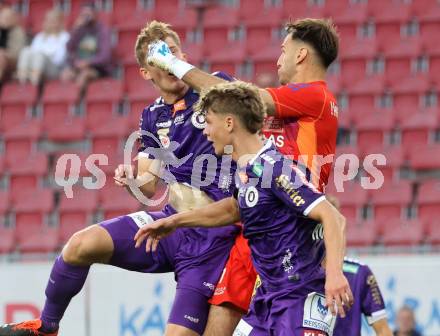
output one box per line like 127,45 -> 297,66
63,225 -> 113,265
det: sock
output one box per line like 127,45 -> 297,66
40,256 -> 90,332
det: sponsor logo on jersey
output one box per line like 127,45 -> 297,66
173,99 -> 186,114
233,320 -> 253,336
184,315 -> 200,323
275,175 -> 306,207
302,292 -> 336,336
252,163 -> 264,177
330,101 -> 339,117
127,211 -> 154,228
367,274 -> 384,305
312,223 -> 324,241
260,153 -> 276,165
157,128 -> 170,148
174,113 -> 185,125
203,282 -> 215,291
244,186 -> 259,207
156,120 -> 172,128
282,249 -> 294,273
191,112 -> 206,129
302,330 -> 328,336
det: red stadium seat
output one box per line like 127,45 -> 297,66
362,145 -> 405,182
0,83 -> 38,130
0,225 -> 15,254
27,0 -> 53,32
346,220 -> 378,247
369,181 -> 413,222
42,81 -> 81,126
409,144 -> 440,170
328,182 -> 368,223
3,120 -> 42,160
100,184 -> 140,219
58,187 -> 99,244
382,218 -> 425,246
0,190 -> 10,218
7,153 -> 48,201
355,109 -> 395,152
209,42 -> 246,75
417,180 -> 440,221
14,189 -> 58,253
253,43 -> 279,79
203,7 -> 240,55
112,0 -> 153,27
85,79 -> 124,130
45,117 -> 86,142
91,116 -> 130,155
426,219 -> 440,246
401,109 -> 438,149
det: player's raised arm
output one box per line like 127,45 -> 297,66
307,200 -> 353,317
134,196 -> 240,252
147,39 -> 277,115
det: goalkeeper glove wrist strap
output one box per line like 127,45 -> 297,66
171,58 -> 195,79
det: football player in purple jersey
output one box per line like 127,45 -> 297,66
135,81 -> 353,336
0,21 -> 239,336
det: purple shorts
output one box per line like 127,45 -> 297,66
100,204 -> 239,334
234,279 -> 337,336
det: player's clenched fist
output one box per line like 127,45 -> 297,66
113,164 -> 135,187
147,39 -> 194,79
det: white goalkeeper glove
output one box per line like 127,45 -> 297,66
147,40 -> 194,79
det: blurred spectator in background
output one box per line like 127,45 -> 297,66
61,1 -> 111,93
17,9 -> 69,85
394,306 -> 422,336
0,4 -> 26,84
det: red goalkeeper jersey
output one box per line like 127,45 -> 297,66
264,81 -> 338,192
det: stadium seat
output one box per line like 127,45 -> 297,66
91,116 -> 130,155
85,79 -> 124,130
0,225 -> 15,254
355,109 -> 395,152
42,81 -> 81,126
0,190 -> 9,219
362,145 -> 405,182
417,180 -> 440,221
58,187 -> 99,244
203,7 -> 240,55
112,0 -> 152,27
329,182 -> 368,223
3,120 -> 42,161
339,58 -> 369,88
7,153 -> 48,201
209,42 -> 245,75
401,109 -> 438,149
426,219 -> 440,246
126,83 -> 158,128
409,144 -> 440,170
100,184 -> 140,219
346,220 -> 378,247
14,189 -> 58,253
253,43 -> 279,79
0,83 -> 38,131
27,0 -> 53,31
381,218 -> 425,246
369,181 -> 413,222
45,116 -> 86,142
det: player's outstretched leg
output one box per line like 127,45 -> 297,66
0,225 -> 114,336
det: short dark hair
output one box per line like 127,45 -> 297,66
195,81 -> 266,134
286,18 -> 339,68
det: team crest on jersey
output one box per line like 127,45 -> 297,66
157,128 -> 170,148
191,112 -> 206,129
244,186 -> 259,207
302,292 -> 336,336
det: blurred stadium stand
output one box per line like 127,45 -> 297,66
0,0 -> 439,256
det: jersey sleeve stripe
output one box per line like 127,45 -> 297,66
366,309 -> 388,325
303,195 -> 326,216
